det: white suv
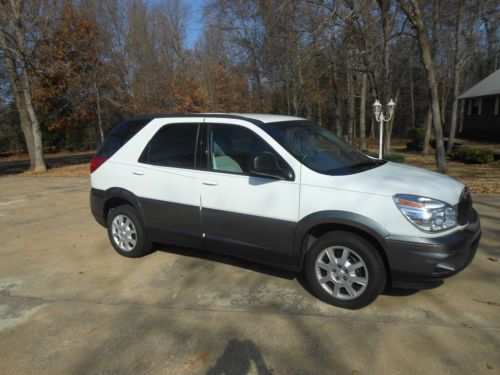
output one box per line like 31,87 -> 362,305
90,114 -> 480,309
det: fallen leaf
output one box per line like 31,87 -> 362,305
487,256 -> 498,262
486,363 -> 493,370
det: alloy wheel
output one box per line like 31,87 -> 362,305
315,246 -> 369,300
111,214 -> 137,252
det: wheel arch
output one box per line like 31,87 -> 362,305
102,188 -> 147,225
293,211 -> 391,279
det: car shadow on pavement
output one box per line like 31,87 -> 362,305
155,243 -> 297,280
206,338 -> 272,375
156,243 -> 425,300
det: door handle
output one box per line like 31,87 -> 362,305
132,170 -> 144,176
202,180 -> 218,186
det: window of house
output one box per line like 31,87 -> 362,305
471,98 -> 482,115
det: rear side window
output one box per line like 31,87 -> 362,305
97,119 -> 150,158
139,124 -> 199,168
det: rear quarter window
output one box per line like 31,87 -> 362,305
138,123 -> 199,168
97,119 -> 150,158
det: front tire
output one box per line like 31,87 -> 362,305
107,205 -> 152,258
304,231 -> 386,309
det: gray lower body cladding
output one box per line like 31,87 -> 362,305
90,188 -> 481,287
385,211 -> 481,289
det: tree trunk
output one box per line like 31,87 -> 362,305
318,98 -> 323,127
335,99 -> 342,137
401,0 -> 448,173
422,104 -> 432,156
369,87 -> 376,139
410,70 -> 415,128
359,72 -> 367,150
316,77 -> 322,126
18,95 -> 36,167
447,67 -> 461,154
369,117 -> 375,138
292,77 -> 299,116
425,57 -> 448,173
0,61 -> 45,172
20,69 -> 46,172
346,53 -> 354,144
0,7 -> 46,172
254,68 -> 264,112
93,71 -> 104,145
331,69 -> 342,137
458,100 -> 465,133
446,0 -> 464,154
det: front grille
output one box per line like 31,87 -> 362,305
457,187 -> 473,225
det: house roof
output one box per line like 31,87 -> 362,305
459,69 -> 500,99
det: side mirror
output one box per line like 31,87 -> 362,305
251,151 -> 293,180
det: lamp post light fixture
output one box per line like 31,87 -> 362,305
373,99 -> 396,159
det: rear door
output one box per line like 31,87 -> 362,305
133,120 -> 204,247
198,120 -> 301,266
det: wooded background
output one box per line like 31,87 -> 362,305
0,0 -> 498,173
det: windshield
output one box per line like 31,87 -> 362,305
258,121 -> 385,175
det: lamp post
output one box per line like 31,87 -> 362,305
373,99 -> 395,159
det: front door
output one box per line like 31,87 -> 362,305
199,121 -> 300,266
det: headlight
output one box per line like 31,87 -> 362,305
393,194 -> 457,232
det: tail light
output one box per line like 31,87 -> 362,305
90,155 -> 108,173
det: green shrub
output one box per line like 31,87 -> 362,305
406,128 -> 425,140
406,128 -> 425,151
385,153 -> 406,163
449,147 -> 494,164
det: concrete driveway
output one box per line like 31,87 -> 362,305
0,176 -> 499,374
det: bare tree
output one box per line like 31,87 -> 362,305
446,0 -> 465,153
0,0 -> 496,163
0,0 -> 49,171
422,103 -> 432,155
399,0 -> 448,173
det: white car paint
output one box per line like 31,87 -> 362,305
91,114 -> 466,240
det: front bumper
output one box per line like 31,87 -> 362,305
385,209 -> 481,289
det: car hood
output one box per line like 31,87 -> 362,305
327,161 -> 465,205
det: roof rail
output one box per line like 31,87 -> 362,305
125,113 -> 264,125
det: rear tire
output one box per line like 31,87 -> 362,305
304,231 -> 386,309
107,205 -> 152,258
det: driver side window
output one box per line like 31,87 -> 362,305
207,124 -> 283,175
